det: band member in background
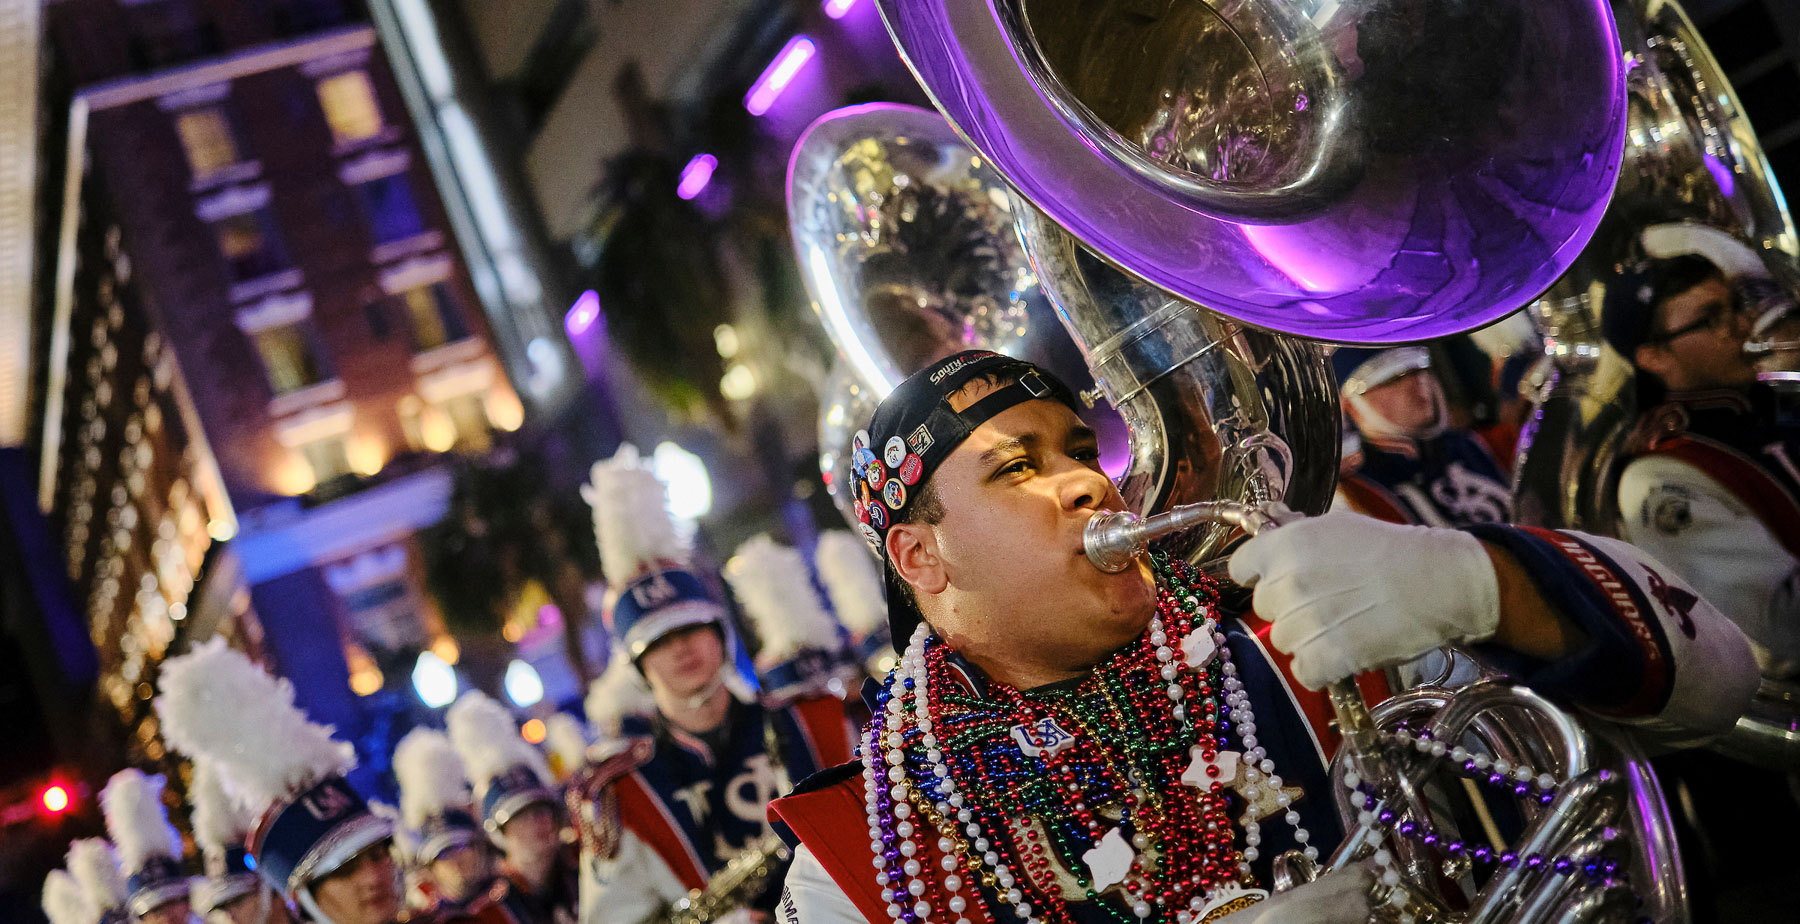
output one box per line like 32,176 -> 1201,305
570,446 -> 854,924
1601,221 -> 1800,676
1331,346 -> 1516,528
1600,221 -> 1800,920
156,639 -> 402,924
393,727 -> 516,924
189,760 -> 295,924
446,692 -> 578,924
99,769 -> 194,924
774,351 -> 1756,923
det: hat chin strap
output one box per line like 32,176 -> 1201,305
681,673 -> 728,710
1348,386 -> 1449,447
294,887 -> 334,924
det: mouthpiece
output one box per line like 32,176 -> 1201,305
1082,500 -> 1294,573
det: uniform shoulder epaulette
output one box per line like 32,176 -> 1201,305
581,735 -> 654,781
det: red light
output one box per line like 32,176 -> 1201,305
40,785 -> 70,814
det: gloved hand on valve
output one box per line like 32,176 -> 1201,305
1228,510 -> 1574,691
1215,865 -> 1374,924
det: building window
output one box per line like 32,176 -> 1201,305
213,209 -> 290,282
399,282 -> 468,352
300,434 -> 353,483
252,321 -> 332,395
125,0 -> 216,70
174,107 -> 241,180
442,392 -> 493,452
354,173 -> 426,244
316,71 -> 384,146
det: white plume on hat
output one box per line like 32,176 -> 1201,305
393,727 -> 472,831
581,443 -> 688,586
725,536 -> 841,663
366,800 -> 418,864
814,530 -> 888,638
543,714 -> 590,779
99,769 -> 182,877
153,637 -> 355,810
188,759 -> 253,866
43,869 -> 100,924
583,651 -> 655,739
65,839 -> 127,914
445,691 -> 551,796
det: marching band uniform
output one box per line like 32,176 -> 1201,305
572,569 -> 857,924
392,727 -> 517,924
773,352 -> 1757,924
445,692 -> 579,924
569,448 -> 856,924
99,769 -> 194,924
1597,229 -> 1800,677
1331,346 -> 1515,529
188,760 -> 292,924
154,639 -> 401,924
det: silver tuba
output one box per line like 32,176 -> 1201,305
1514,0 -> 1800,534
790,0 -> 1690,920
790,102 -> 1339,558
1510,0 -> 1800,771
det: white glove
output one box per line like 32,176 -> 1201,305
1227,511 -> 1501,690
1215,865 -> 1374,924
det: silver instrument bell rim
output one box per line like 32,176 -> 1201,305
871,0 -> 1628,346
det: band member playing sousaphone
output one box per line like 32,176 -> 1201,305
774,351 -> 1758,923
570,447 -> 855,923
1601,223 -> 1800,677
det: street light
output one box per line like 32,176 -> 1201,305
504,660 -> 544,708
412,651 -> 458,708
651,442 -> 712,520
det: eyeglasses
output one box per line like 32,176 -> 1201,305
1648,296 -> 1740,345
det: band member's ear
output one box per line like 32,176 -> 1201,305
887,522 -> 948,596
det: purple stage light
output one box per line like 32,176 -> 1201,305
565,289 -> 601,338
677,154 -> 718,200
824,0 -> 860,18
745,36 -> 816,116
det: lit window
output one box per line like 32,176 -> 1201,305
354,173 -> 425,244
301,435 -> 353,484
252,321 -> 332,395
443,393 -> 492,451
175,107 -> 240,179
316,71 -> 384,145
213,209 -> 289,282
400,282 -> 468,352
